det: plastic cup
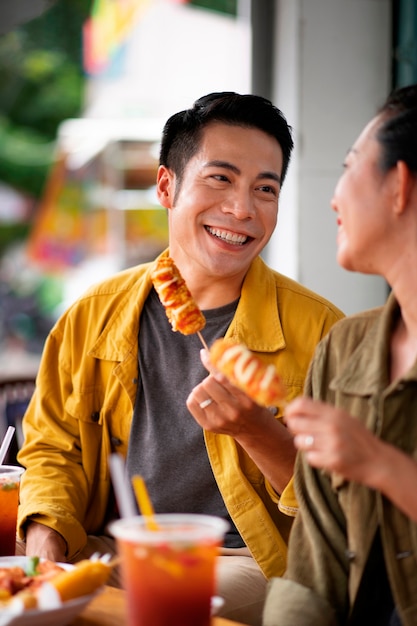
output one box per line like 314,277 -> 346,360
0,465 -> 24,556
109,513 -> 229,626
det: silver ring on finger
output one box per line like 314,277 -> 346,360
199,398 -> 213,409
304,435 -> 314,448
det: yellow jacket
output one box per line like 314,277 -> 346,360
18,251 -> 343,578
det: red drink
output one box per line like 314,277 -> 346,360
110,514 -> 228,626
0,465 -> 24,556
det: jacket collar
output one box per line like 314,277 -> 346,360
88,263 -> 154,362
329,292 -> 399,397
226,255 -> 285,353
89,252 -> 285,362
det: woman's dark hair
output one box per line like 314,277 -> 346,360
376,83 -> 417,174
159,92 -> 294,187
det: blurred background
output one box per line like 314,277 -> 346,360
0,0 -> 415,391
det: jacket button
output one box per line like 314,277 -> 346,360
396,550 -> 412,559
345,550 -> 356,561
111,436 -> 122,447
91,411 -> 100,422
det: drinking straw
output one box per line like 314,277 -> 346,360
131,475 -> 159,531
108,453 -> 137,519
0,426 -> 15,465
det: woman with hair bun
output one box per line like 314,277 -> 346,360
264,83 -> 417,626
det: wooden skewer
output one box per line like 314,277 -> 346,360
197,331 -> 209,351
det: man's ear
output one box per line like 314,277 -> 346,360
156,165 -> 175,209
393,160 -> 413,215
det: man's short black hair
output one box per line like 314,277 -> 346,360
159,91 -> 294,187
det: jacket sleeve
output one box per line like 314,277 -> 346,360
269,308 -> 345,517
263,578 -> 339,626
263,337 -> 350,625
17,315 -> 91,558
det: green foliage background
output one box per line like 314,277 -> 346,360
191,0 -> 236,14
0,0 -> 92,199
0,0 -> 236,201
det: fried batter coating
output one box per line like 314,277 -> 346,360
151,257 -> 206,335
209,338 -> 287,408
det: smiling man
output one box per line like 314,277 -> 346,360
17,92 -> 344,626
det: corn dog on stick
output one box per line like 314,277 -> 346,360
209,338 -> 287,408
151,257 -> 206,336
49,559 -> 113,602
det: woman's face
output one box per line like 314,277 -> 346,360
331,114 -> 396,275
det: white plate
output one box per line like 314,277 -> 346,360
0,556 -> 100,626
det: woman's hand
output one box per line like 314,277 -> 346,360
285,395 -> 417,522
284,396 -> 386,482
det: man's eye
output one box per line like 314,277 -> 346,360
212,174 -> 229,182
258,185 -> 277,195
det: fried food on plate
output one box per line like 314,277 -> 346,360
49,558 -> 112,602
0,556 -> 114,612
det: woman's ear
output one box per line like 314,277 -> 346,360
393,160 -> 413,215
156,165 -> 175,209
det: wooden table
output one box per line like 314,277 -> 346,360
72,585 -> 247,625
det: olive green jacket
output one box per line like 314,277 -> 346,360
264,293 -> 417,625
17,251 -> 343,578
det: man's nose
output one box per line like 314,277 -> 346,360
222,190 -> 255,219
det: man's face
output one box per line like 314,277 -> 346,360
157,122 -> 284,286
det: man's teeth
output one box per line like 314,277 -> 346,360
206,227 -> 248,244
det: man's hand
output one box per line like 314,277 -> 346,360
187,348 -> 296,494
25,521 -> 67,562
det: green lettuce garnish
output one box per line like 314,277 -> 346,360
25,556 -> 40,576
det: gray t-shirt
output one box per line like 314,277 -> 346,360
126,287 -> 244,547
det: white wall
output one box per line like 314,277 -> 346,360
267,0 -> 391,315
85,0 -> 252,120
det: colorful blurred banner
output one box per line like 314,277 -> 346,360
27,155 -> 88,272
83,0 -> 151,76
26,145 -> 169,273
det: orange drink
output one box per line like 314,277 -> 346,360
0,465 -> 24,556
109,514 -> 228,626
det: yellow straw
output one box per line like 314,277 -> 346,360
131,475 -> 159,531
